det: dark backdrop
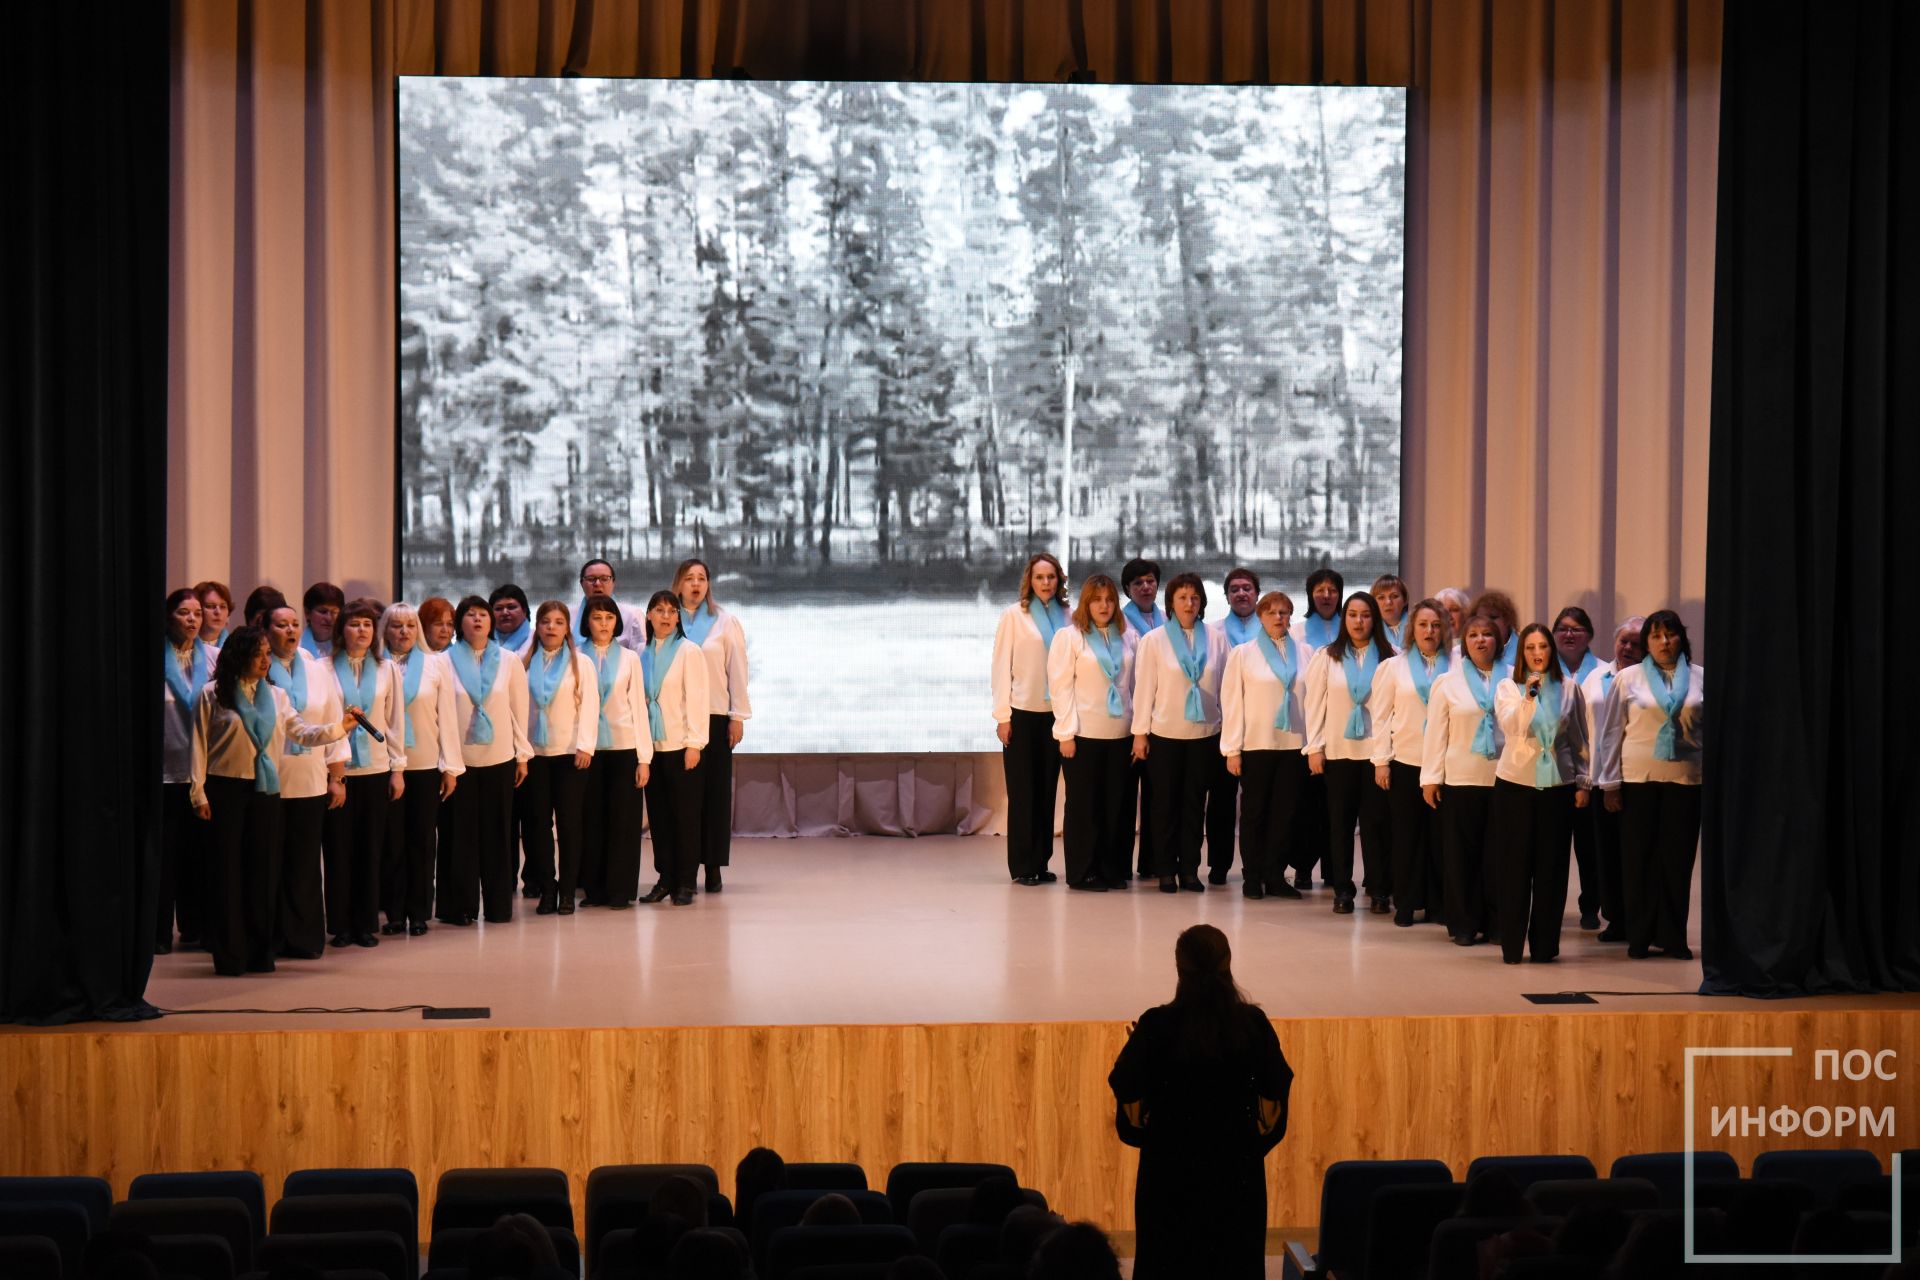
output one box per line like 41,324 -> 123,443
1702,0 -> 1920,994
0,5 -> 168,1022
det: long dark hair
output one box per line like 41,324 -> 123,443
1511,622 -> 1561,685
1169,925 -> 1258,1054
213,626 -> 269,709
1323,592 -> 1396,663
644,590 -> 685,639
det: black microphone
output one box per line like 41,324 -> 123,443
346,705 -> 386,742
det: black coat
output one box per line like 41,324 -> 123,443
1108,1001 -> 1293,1280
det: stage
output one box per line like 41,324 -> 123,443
6,838 -> 1916,1248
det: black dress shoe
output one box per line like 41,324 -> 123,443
483,913 -> 512,924
639,883 -> 672,904
281,946 -> 323,960
706,868 -> 723,892
1452,934 -> 1477,946
557,901 -> 575,915
1627,944 -> 1650,958
522,886 -> 542,900
1598,926 -> 1627,943
1158,877 -> 1178,894
1014,874 -> 1044,886
610,900 -> 633,910
1660,945 -> 1695,960
1394,914 -> 1414,928
380,922 -> 404,936
1068,880 -> 1108,892
1503,956 -> 1522,965
536,892 -> 558,916
1333,897 -> 1355,915
671,891 -> 695,906
1242,884 -> 1265,900
1036,870 -> 1059,883
1294,874 -> 1314,892
1178,875 -> 1205,893
408,923 -> 428,936
329,933 -> 351,949
1369,895 -> 1393,915
580,894 -> 605,908
354,932 -> 378,948
1580,912 -> 1601,930
1269,881 -> 1303,900
1529,953 -> 1558,963
1208,869 -> 1229,886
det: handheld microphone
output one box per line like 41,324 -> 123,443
346,705 -> 387,742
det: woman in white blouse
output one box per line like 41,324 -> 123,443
673,559 -> 750,894
1304,592 -> 1394,915
162,588 -> 216,954
1490,623 -> 1591,964
1420,614 -> 1507,946
992,553 -> 1068,887
1048,574 -> 1136,892
324,600 -> 408,950
1582,616 -> 1644,943
189,626 -> 355,976
1551,606 -> 1605,931
520,602 -> 600,917
379,602 -> 462,936
1220,591 -> 1310,901
264,601 -> 347,960
1372,599 -> 1452,926
638,590 -> 712,907
1597,609 -> 1704,960
441,595 -> 532,927
1131,573 -> 1229,894
577,595 -> 651,910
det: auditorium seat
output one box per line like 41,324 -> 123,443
764,1223 -> 917,1280
431,1167 -> 573,1232
782,1266 -> 894,1280
584,1162 -> 726,1268
0,1174 -> 115,1231
934,1221 -> 999,1278
1838,1176 -> 1920,1246
1524,1177 -> 1659,1217
0,1235 -> 62,1280
1463,1155 -> 1597,1191
1290,1157 -> 1452,1279
1606,1150 -> 1739,1210
130,1170 -> 268,1243
903,1184 -> 1045,1256
783,1162 -> 870,1191
111,1197 -> 255,1273
426,1223 -> 580,1272
258,1229 -> 412,1280
1494,1257 -> 1604,1280
882,1162 -> 1016,1221
1751,1148 -> 1884,1207
283,1167 -> 421,1218
1427,1215 -> 1561,1280
750,1189 -> 894,1271
1359,1182 -> 1467,1280
269,1193 -> 418,1267
145,1233 -> 236,1280
0,1201 -> 90,1279
1692,1178 -> 1816,1256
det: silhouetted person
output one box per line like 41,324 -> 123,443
1030,1221 -> 1124,1279
651,1174 -> 710,1229
734,1146 -> 785,1238
800,1193 -> 861,1227
1109,924 -> 1292,1279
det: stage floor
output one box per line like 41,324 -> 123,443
118,837 -> 1915,1033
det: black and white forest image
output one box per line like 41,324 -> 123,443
399,79 -> 1406,753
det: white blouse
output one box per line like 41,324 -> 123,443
1493,677 -> 1592,789
189,682 -> 347,809
1596,661 -> 1705,788
329,653 -> 409,779
1419,666 -> 1507,788
1372,649 -> 1452,768
1130,621 -> 1230,739
1303,646 -> 1392,762
522,647 -> 602,759
267,649 -> 348,800
1047,625 -> 1137,741
447,644 -> 534,769
392,649 -> 465,775
581,643 -> 654,763
1579,661 -> 1618,749
688,606 -> 752,721
1219,636 -> 1311,756
643,637 -> 711,753
162,640 -> 220,785
991,601 -> 1065,720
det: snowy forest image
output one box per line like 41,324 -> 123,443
399,78 -> 1405,752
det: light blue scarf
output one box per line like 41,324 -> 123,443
526,645 -> 569,749
1408,646 -> 1450,709
1529,677 -> 1564,787
1254,630 -> 1297,732
587,643 -> 622,749
1087,625 -> 1125,717
1464,661 -> 1499,758
1500,630 -> 1519,671
332,651 -> 379,769
642,635 -> 684,744
1122,601 -> 1164,635
267,653 -> 309,757
1303,611 -> 1340,649
1386,617 -> 1409,650
494,618 -> 532,653
163,638 -> 209,711
681,605 -> 718,646
1641,655 -> 1692,760
1028,598 -> 1063,704
1223,611 -> 1260,647
1167,622 -> 1210,723
234,679 -> 280,794
1561,649 -> 1599,685
448,640 -> 502,745
1341,647 -> 1379,739
398,648 -> 424,748
299,629 -> 330,659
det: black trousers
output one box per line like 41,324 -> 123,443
159,781 -> 204,946
1204,752 -> 1239,876
1491,779 -> 1577,962
1386,761 -> 1436,921
1002,709 -> 1060,878
324,773 -> 388,936
278,794 -> 329,956
202,776 -> 282,975
383,770 -> 440,927
1237,750 -> 1306,890
701,714 -> 734,871
1593,800 -> 1627,934
1321,758 -> 1388,901
1570,803 -> 1601,918
647,747 -> 705,893
1292,772 -> 1329,883
1441,784 -> 1496,941
445,759 -> 516,922
1619,781 -> 1702,952
582,748 -> 644,904
514,771 -> 544,896
1146,733 -> 1216,878
1130,758 -> 1155,877
521,754 -> 588,902
1061,736 -> 1131,885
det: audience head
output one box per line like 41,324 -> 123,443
1120,557 -> 1162,613
194,579 -> 233,640
582,594 -> 624,642
1459,1168 -> 1528,1219
579,557 -> 617,597
1407,598 -> 1451,657
1030,1221 -> 1123,1280
1371,574 -> 1409,625
1172,922 -> 1249,1008
380,601 -> 420,659
734,1146 -> 786,1234
1019,552 -> 1065,607
465,1212 -> 559,1280
1224,567 -> 1260,618
1073,573 -> 1121,633
419,596 -> 455,651
1000,1205 -> 1066,1268
1435,586 -> 1471,635
489,584 -> 529,638
455,595 -> 494,648
644,589 -> 685,641
1641,609 -> 1691,666
967,1174 -> 1026,1226
673,558 -> 715,614
1611,615 -> 1647,668
800,1192 -> 862,1227
1305,566 -> 1344,618
337,599 -> 383,659
302,581 -> 345,643
666,1228 -> 750,1280
1551,606 -> 1596,672
650,1174 -> 710,1229
1257,590 -> 1294,638
1164,572 -> 1207,625
243,585 -> 289,628
1467,589 -> 1518,644
166,588 -> 203,646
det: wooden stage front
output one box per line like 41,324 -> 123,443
5,839 -> 1916,1240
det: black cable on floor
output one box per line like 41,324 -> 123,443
155,1004 -> 445,1016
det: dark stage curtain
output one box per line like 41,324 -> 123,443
0,5 -> 169,1022
1702,0 -> 1920,994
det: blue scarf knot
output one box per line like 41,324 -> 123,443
1167,623 -> 1210,723
399,649 -> 424,749
1341,648 -> 1378,739
333,652 -> 380,769
266,654 -> 310,756
1028,599 -> 1063,704
1087,626 -> 1125,717
448,641 -> 502,745
163,638 -> 210,710
1121,601 -> 1163,635
1409,647 -> 1450,707
494,618 -> 532,653
642,635 -> 683,744
1529,678 -> 1564,787
1303,612 -> 1340,650
681,605 -> 718,646
1254,631 -> 1297,732
1223,611 -> 1260,648
234,679 -> 281,794
527,646 -> 570,749
588,644 -> 621,749
1642,655 -> 1691,760
1465,663 -> 1499,758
